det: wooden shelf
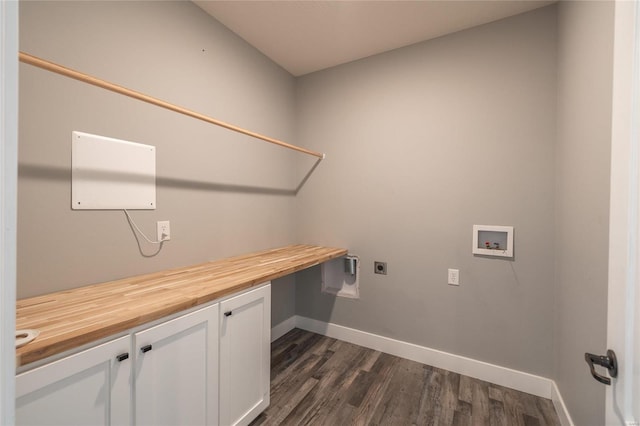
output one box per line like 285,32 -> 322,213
16,244 -> 347,367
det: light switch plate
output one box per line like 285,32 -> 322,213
448,269 -> 459,286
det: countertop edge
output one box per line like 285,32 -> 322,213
16,245 -> 347,367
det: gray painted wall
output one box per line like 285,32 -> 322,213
295,6 -> 558,378
271,274 -> 296,328
554,2 -> 613,425
18,1 -> 299,308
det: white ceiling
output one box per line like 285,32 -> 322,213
193,0 -> 555,76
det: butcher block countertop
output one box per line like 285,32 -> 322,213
16,244 -> 347,367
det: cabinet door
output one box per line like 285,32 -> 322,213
219,284 -> 271,426
134,304 -> 218,426
16,336 -> 131,426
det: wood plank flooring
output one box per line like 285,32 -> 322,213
251,329 -> 561,426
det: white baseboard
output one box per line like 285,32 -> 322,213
271,315 -> 573,423
295,315 -> 552,398
271,316 -> 297,342
551,381 -> 575,426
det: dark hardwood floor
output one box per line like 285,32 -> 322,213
250,328 -> 561,426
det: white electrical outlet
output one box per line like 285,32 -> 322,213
157,221 -> 170,241
448,268 -> 459,286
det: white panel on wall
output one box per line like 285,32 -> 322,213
71,131 -> 156,210
472,225 -> 514,258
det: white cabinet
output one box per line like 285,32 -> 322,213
134,304 -> 218,426
219,284 -> 271,426
16,284 -> 271,426
16,335 -> 131,426
16,304 -> 218,426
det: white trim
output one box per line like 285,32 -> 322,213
551,381 -> 575,426
295,316 -> 551,398
273,316 -> 573,420
0,0 -> 19,424
270,316 -> 297,342
607,1 -> 640,424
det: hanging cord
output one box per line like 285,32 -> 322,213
123,209 -> 164,244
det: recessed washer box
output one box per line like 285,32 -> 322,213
472,225 -> 514,258
72,131 -> 156,210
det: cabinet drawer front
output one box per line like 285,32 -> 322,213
16,336 -> 131,426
